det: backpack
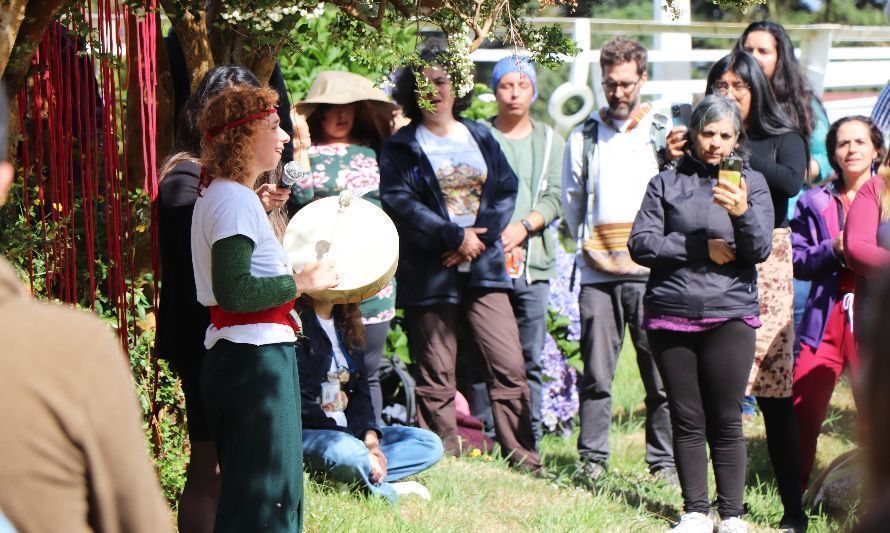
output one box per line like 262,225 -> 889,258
379,354 -> 417,426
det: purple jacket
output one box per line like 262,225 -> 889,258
790,180 -> 846,349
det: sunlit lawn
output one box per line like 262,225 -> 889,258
302,340 -> 858,532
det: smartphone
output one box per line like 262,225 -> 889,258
719,155 -> 743,187
670,103 -> 693,128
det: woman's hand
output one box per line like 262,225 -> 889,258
665,126 -> 687,162
256,183 -> 290,212
364,431 -> 388,484
293,259 -> 339,294
713,177 -> 748,217
501,221 -> 528,253
290,108 -> 312,151
442,227 -> 486,268
708,239 -> 737,265
833,231 -> 844,257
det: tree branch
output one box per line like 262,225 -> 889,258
1,0 -> 69,94
330,0 -> 386,30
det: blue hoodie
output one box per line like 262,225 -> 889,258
379,119 -> 518,307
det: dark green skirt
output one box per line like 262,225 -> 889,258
202,340 -> 302,532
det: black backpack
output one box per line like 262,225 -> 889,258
379,354 -> 417,426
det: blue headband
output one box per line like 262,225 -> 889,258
490,56 -> 538,101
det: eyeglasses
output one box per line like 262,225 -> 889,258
602,77 -> 641,93
712,81 -> 750,96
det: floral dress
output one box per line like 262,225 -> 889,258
291,144 -> 396,325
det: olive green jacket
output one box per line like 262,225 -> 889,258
489,118 -> 565,282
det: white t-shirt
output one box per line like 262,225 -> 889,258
416,123 -> 488,272
317,315 -> 349,427
191,179 -> 296,349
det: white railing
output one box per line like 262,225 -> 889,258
471,16 -> 890,133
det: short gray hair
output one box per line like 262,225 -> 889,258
687,95 -> 744,147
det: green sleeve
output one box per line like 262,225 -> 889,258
532,130 -> 565,224
211,235 -> 297,313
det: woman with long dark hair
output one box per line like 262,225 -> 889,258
791,116 -> 883,491
156,65 -> 292,532
290,71 -> 397,424
630,95 -> 774,533
379,49 -> 540,471
735,21 -> 833,369
735,21 -> 830,184
295,296 -> 443,501
706,51 -> 808,532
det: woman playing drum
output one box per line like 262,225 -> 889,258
191,84 -> 337,532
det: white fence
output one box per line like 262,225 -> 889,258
470,17 -> 890,133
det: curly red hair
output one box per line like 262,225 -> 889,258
197,85 -> 279,182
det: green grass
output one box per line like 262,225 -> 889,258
303,341 -> 858,532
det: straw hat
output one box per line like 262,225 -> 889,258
294,71 -> 394,117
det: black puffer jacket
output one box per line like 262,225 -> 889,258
629,155 -> 774,319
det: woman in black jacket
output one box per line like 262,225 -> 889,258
379,50 -> 540,471
296,298 -> 443,501
706,51 -> 809,532
630,95 -> 774,532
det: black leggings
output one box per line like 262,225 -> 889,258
648,320 -> 755,518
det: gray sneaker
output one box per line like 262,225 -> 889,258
572,460 -> 606,489
653,466 -> 681,487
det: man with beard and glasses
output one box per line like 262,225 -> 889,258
562,37 -> 677,487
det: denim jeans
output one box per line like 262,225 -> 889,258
302,426 -> 443,501
470,278 -> 549,446
792,278 -> 811,360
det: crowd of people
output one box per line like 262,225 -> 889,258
2,17 -> 890,533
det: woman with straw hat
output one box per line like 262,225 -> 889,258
290,70 -> 398,425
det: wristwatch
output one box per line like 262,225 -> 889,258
520,219 -> 534,234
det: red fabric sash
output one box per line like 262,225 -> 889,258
209,298 -> 299,334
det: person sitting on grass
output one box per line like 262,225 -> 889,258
295,295 -> 444,501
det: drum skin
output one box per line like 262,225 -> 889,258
283,195 -> 399,304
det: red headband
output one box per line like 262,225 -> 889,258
205,107 -> 276,142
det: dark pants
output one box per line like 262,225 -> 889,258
363,321 -> 390,425
405,287 -> 541,471
759,397 -> 804,520
577,281 -> 673,471
202,341 -> 303,533
648,321 -> 755,518
470,278 -> 549,446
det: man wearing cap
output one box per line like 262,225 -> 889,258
471,56 -> 564,446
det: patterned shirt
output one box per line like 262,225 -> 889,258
292,144 -> 395,324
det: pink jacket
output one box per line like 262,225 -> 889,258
844,176 -> 890,277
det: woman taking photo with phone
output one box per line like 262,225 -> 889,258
705,50 -> 808,533
630,95 -> 774,533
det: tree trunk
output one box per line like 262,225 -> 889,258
159,0 -> 214,92
2,0 -> 69,95
2,0 -> 70,160
0,0 -> 30,76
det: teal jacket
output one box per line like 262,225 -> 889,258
489,118 -> 565,283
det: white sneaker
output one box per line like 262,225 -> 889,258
389,481 -> 431,500
669,512 -> 713,532
716,516 -> 747,533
